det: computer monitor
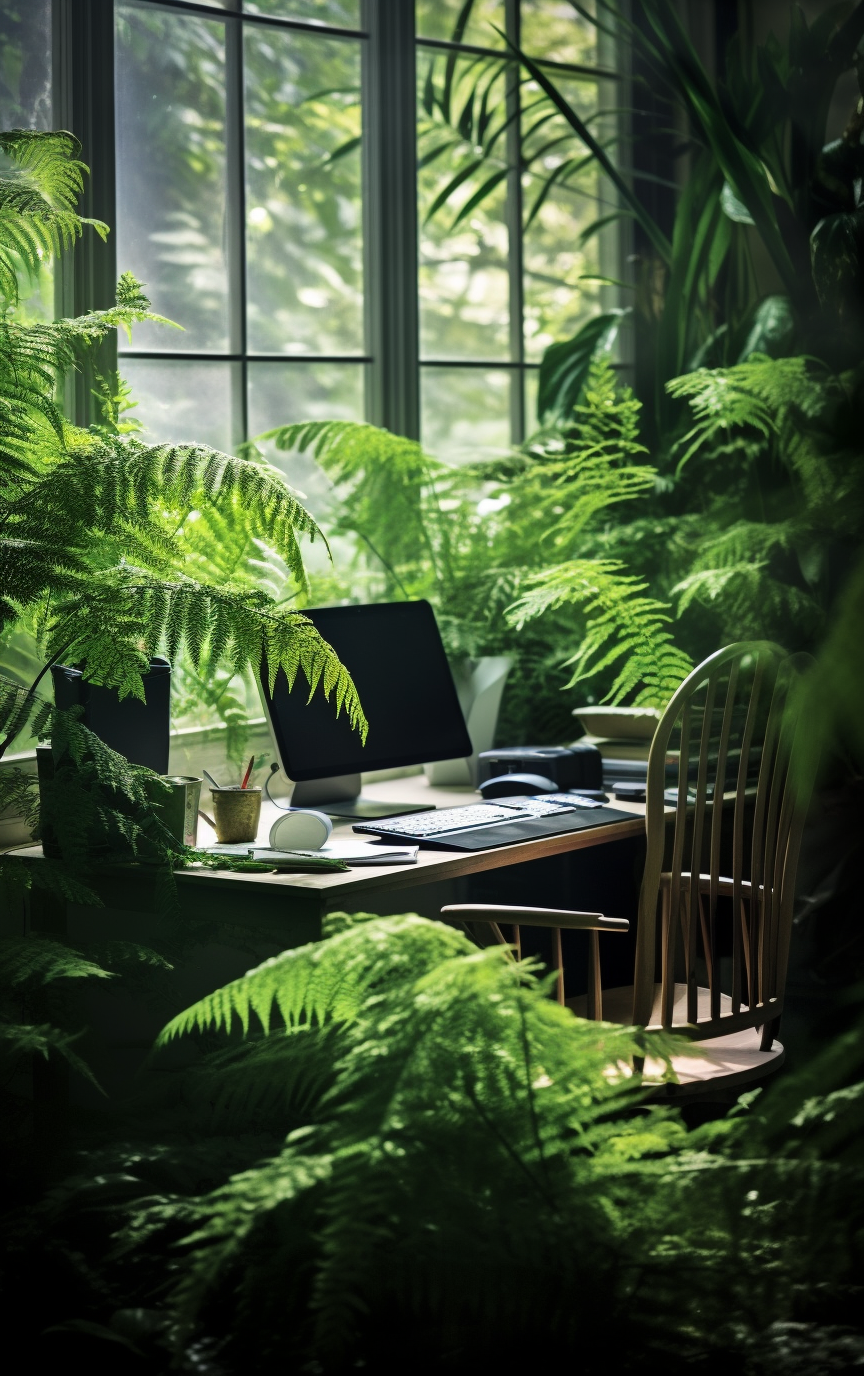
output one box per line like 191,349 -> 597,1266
260,600 -> 473,818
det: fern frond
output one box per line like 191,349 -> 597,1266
144,912 -> 684,1361
50,569 -> 366,736
0,672 -> 52,743
507,559 -> 693,706
0,935 -> 113,989
0,130 -> 99,306
255,420 -> 442,581
0,765 -> 39,830
158,915 -> 471,1042
510,366 -> 655,550
0,1021 -> 102,1088
667,355 -> 831,471
673,564 -> 821,638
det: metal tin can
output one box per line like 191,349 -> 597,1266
156,776 -> 202,848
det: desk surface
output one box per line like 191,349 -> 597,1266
193,776 -> 647,908
12,775 -> 649,913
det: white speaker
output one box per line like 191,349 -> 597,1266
268,809 -> 332,852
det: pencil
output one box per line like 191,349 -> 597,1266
240,755 -> 255,789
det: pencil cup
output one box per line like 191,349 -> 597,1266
210,786 -> 262,843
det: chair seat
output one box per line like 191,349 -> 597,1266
567,983 -> 785,1093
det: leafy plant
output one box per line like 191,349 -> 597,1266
115,912 -> 688,1370
256,358 -> 692,724
6,910 -> 849,1374
0,127 -> 365,765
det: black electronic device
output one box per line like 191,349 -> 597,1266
51,658 -> 171,773
479,772 -> 556,799
260,600 -> 473,820
478,743 -> 603,792
612,781 -> 646,802
353,794 -> 639,852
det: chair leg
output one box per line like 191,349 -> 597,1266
586,930 -> 602,1021
553,926 -> 565,1006
760,1016 -> 780,1052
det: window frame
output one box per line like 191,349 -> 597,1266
52,0 -> 625,447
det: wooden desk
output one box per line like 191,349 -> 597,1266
10,777 -> 648,1103
15,774 -> 647,940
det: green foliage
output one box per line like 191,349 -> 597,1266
67,910 -> 858,1373
0,125 -> 365,762
786,551 -> 864,785
0,933 -> 116,1091
251,420 -> 441,595
258,361 -> 692,720
128,913 -> 689,1366
662,355 -> 864,656
508,559 -> 693,707
0,129 -> 106,306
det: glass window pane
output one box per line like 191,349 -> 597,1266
123,359 -> 236,453
416,1 -> 505,50
115,4 -> 230,352
247,361 -> 364,515
0,0 -> 52,129
521,77 -> 603,361
520,1 -> 598,67
417,50 -> 510,361
244,26 -> 364,356
243,2 -> 361,26
421,366 -> 510,463
0,0 -> 53,323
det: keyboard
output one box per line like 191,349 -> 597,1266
353,794 -> 640,852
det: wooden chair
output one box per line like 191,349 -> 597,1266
443,642 -> 814,1096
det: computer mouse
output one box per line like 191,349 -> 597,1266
269,809 -> 333,851
479,772 -> 557,799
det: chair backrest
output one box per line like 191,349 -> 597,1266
631,642 -> 812,1038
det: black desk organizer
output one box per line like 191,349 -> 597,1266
50,658 -> 171,774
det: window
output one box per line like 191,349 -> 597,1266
41,1 -> 620,478
1,0 -> 623,746
114,0 -> 368,495
415,1 -> 619,459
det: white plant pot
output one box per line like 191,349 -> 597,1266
424,655 -> 513,788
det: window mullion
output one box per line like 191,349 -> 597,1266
505,0 -> 525,446
52,0 -> 117,426
225,13 -> 248,448
361,0 -> 419,440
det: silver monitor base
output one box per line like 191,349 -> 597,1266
290,773 -> 434,821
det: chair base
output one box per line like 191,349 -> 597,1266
567,983 -> 785,1095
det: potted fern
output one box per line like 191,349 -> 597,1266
0,128 -> 365,890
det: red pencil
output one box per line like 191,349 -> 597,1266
240,755 -> 255,789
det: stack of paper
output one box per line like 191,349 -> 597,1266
208,838 -> 418,868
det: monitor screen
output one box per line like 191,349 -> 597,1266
261,600 -> 473,781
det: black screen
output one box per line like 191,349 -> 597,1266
261,601 -> 473,780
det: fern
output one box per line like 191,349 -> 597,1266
0,130 -> 106,307
253,420 -> 444,590
0,1022 -> 102,1088
0,764 -> 39,830
0,935 -> 114,989
673,564 -> 822,639
158,914 -> 470,1042
139,912 -> 684,1363
508,559 -> 693,707
514,361 -> 655,549
667,354 -> 838,471
0,129 -> 367,764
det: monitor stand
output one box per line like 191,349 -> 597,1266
290,773 -> 435,821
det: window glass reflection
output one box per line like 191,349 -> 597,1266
421,366 -> 511,464
245,25 -> 364,355
116,5 -> 230,352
